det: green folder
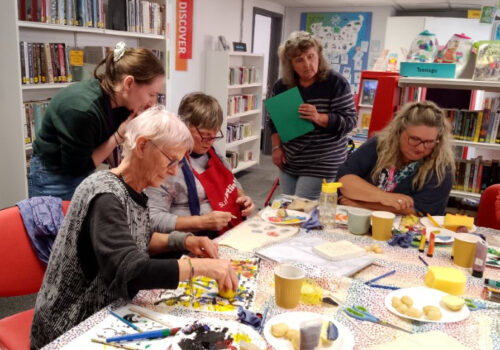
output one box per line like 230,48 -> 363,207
264,87 -> 314,143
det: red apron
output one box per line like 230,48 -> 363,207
189,148 -> 242,235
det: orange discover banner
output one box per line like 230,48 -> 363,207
176,0 -> 192,60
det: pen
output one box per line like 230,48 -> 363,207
364,270 -> 396,285
106,328 -> 180,343
91,338 -> 140,350
109,309 -> 142,332
427,233 -> 435,258
369,284 -> 400,290
426,213 -> 441,228
418,227 -> 426,252
418,255 -> 429,266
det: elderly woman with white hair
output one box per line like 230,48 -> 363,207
30,107 -> 238,350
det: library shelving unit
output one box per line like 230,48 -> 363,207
398,77 -> 500,200
0,1 -> 169,208
204,51 -> 264,174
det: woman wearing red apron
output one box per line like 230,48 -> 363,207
146,93 -> 255,238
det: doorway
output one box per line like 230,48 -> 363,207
252,7 -> 282,154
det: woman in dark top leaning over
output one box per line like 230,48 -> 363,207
29,42 -> 165,200
269,31 -> 357,200
337,100 -> 455,215
30,107 -> 238,349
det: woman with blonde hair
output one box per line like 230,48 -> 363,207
30,107 -> 238,349
269,31 -> 357,199
29,42 -> 165,200
337,100 -> 455,215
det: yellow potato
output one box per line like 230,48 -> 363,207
373,246 -> 383,254
285,329 -> 300,350
441,295 -> 465,311
270,323 -> 289,338
405,307 -> 423,318
364,245 -> 372,252
401,295 -> 414,307
426,310 -> 442,320
396,304 -> 408,314
423,305 -> 441,315
218,288 -> 237,299
392,297 -> 402,308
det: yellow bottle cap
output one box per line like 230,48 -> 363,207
321,181 -> 342,193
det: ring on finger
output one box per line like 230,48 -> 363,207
397,199 -> 403,203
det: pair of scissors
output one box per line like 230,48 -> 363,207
344,306 -> 413,334
465,298 -> 500,311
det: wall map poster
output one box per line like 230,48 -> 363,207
300,12 -> 372,94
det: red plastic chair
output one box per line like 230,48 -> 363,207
0,201 -> 69,350
264,177 -> 280,207
476,184 -> 500,230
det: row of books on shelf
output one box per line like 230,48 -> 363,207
18,0 -> 166,35
23,100 -> 50,145
20,42 -> 73,84
228,66 -> 259,85
226,122 -> 252,144
443,98 -> 500,144
453,157 -> 500,194
227,94 -> 258,116
20,42 -> 164,85
225,150 -> 254,169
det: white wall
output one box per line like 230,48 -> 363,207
283,6 -> 395,69
167,0 -> 285,112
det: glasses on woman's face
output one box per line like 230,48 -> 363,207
407,135 -> 439,149
195,127 -> 224,143
150,141 -> 183,169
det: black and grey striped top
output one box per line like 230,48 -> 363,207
269,70 -> 357,179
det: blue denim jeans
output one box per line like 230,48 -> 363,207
279,171 -> 334,200
28,155 -> 88,200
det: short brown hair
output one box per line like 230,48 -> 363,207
94,46 -> 165,96
178,92 -> 223,130
278,31 -> 330,88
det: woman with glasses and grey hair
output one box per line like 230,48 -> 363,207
146,92 -> 255,239
269,31 -> 358,200
31,106 -> 238,349
337,100 -> 455,215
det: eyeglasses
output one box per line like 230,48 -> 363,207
150,141 -> 183,169
195,127 -> 224,143
407,135 -> 439,149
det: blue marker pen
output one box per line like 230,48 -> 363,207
106,328 -> 180,343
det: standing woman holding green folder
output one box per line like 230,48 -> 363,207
269,31 -> 357,200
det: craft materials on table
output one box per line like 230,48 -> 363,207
486,246 -> 500,268
106,328 -> 180,343
424,266 -> 466,295
364,270 -> 396,285
260,206 -> 310,225
263,311 -> 355,350
153,258 -> 259,314
313,240 -> 367,261
255,235 -> 375,277
384,287 -> 470,323
419,215 -> 476,233
218,217 -> 299,252
344,306 -> 412,334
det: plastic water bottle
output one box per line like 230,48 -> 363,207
318,181 -> 342,231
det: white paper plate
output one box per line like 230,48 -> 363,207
263,311 -> 354,350
420,216 -> 477,233
384,287 -> 470,323
170,318 -> 266,349
260,207 -> 310,225
422,226 -> 455,244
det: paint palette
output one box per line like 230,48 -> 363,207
260,206 -> 310,225
153,259 -> 259,315
170,318 -> 267,349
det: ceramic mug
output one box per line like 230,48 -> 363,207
274,264 -> 305,309
371,211 -> 396,241
347,208 -> 372,235
453,233 -> 479,268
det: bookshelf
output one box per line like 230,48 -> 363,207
398,77 -> 500,201
204,51 -> 264,174
0,1 -> 169,208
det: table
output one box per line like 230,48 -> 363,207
42,223 -> 500,350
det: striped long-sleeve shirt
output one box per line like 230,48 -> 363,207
269,70 -> 357,179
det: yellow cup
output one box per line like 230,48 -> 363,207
274,264 -> 305,309
453,233 -> 479,268
371,211 -> 396,241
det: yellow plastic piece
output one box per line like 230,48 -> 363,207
300,279 -> 324,305
443,214 -> 474,232
321,180 -> 342,193
441,294 -> 465,311
424,266 -> 466,295
218,288 -> 237,299
320,321 -> 333,347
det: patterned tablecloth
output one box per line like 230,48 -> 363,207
42,224 -> 500,350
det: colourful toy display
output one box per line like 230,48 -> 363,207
435,33 -> 473,77
406,30 -> 439,63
